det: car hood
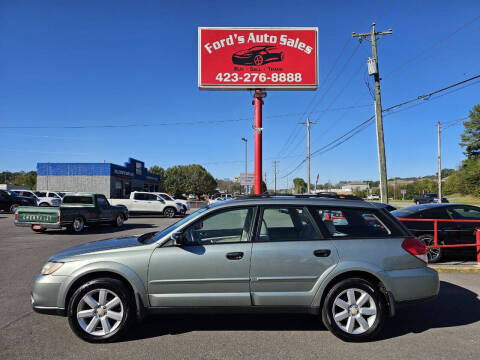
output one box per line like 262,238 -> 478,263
48,236 -> 144,261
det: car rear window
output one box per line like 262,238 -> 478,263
62,196 -> 93,204
313,207 -> 396,238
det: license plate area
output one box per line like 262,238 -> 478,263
32,225 -> 42,230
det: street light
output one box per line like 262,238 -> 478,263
241,138 -> 248,194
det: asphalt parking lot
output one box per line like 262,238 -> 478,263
0,213 -> 479,360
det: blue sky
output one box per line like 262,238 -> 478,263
1,0 -> 479,188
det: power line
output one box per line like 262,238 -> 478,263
441,116 -> 469,131
280,73 -> 480,178
384,14 -> 480,78
0,105 -> 371,130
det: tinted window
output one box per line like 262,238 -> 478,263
145,194 -> 158,201
446,206 -> 480,220
419,207 -> 450,219
96,196 -> 108,207
259,207 -> 321,242
183,208 -> 254,245
62,196 -> 93,204
315,208 -> 392,238
133,193 -> 145,200
35,192 -> 47,197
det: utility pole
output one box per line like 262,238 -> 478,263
299,117 -> 317,194
353,23 -> 392,203
286,174 -> 289,194
437,121 -> 442,203
241,137 -> 248,194
273,160 -> 278,194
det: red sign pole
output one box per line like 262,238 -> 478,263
253,89 -> 265,195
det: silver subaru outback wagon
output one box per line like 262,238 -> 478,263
31,196 -> 439,342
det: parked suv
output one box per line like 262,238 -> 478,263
31,196 -> 438,342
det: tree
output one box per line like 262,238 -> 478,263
292,177 -> 307,194
460,104 -> 480,159
148,165 -> 165,191
164,165 -> 216,196
216,178 -> 242,194
249,181 -> 267,194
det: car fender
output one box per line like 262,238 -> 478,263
58,261 -> 148,311
310,261 -> 389,308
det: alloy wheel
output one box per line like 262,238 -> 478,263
73,217 -> 84,232
332,288 -> 377,335
421,236 -> 441,262
116,215 -> 124,227
76,289 -> 124,336
164,208 -> 175,218
10,204 -> 18,214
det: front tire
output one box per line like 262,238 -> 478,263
163,207 -> 176,218
418,234 -> 443,263
322,278 -> 386,342
113,214 -> 124,228
9,204 -> 19,214
67,278 -> 134,343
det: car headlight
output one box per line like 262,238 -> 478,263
41,262 -> 64,275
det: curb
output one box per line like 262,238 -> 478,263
429,265 -> 480,273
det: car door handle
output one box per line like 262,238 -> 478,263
314,249 -> 331,257
226,252 -> 244,260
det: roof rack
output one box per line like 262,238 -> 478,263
235,192 -> 363,201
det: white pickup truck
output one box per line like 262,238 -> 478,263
109,191 -> 183,217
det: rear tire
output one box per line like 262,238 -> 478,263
67,278 -> 134,343
39,202 -> 49,207
322,278 -> 386,342
69,217 -> 85,233
9,204 -> 19,214
418,234 -> 443,263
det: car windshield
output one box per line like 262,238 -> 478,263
142,207 -> 210,244
62,196 -> 93,204
391,209 -> 416,218
249,46 -> 267,51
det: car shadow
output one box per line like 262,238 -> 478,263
122,281 -> 480,342
42,223 -> 157,236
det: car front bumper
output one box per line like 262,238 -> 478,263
31,274 -> 68,316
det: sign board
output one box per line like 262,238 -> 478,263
240,173 -> 255,186
401,189 -> 406,195
198,27 -> 318,90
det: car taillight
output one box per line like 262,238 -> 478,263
402,237 -> 427,263
57,215 -> 60,223
15,213 -> 18,221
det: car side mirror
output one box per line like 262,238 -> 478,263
171,232 -> 186,246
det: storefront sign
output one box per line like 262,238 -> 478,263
198,27 -> 318,90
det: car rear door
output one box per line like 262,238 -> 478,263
249,206 -> 339,306
148,206 -> 256,307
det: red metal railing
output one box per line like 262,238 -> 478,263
397,218 -> 480,263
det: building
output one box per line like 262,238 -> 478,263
36,158 -> 161,198
0,184 -> 30,191
341,182 -> 370,192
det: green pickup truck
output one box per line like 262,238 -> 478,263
14,193 -> 128,233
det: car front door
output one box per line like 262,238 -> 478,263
249,206 -> 339,306
445,205 -> 480,244
148,206 -> 256,307
95,195 -> 114,222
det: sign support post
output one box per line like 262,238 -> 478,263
254,89 -> 265,194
